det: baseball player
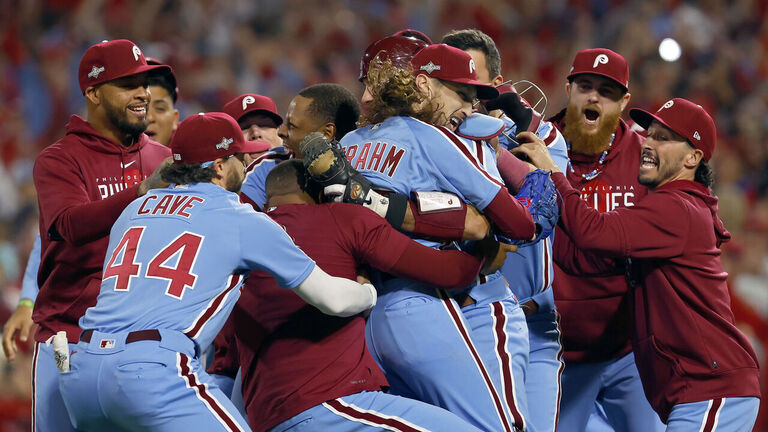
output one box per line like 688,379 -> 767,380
237,84 -> 359,211
515,98 -> 761,431
222,93 -> 283,151
2,56 -> 181,369
443,28 -> 569,432
30,39 -> 173,432
547,48 -> 663,431
338,43 -> 538,431
145,58 -> 179,146
58,113 -> 378,431
222,159 -> 510,432
355,34 -> 513,244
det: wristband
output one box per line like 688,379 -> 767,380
18,298 -> 34,308
383,193 -> 408,229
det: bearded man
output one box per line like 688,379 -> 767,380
547,48 -> 665,431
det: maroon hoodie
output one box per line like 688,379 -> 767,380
549,109 -> 648,362
552,173 -> 760,422
33,115 -> 170,343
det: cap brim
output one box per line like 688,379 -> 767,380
567,71 -> 628,92
446,78 -> 499,100
108,64 -> 173,84
240,141 -> 271,153
236,109 -> 284,126
630,107 -> 689,143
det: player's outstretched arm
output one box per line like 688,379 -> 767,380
35,155 -> 172,246
293,266 -> 377,317
2,301 -> 35,361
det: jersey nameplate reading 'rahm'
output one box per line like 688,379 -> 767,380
344,141 -> 407,178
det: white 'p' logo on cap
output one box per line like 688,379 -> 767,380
242,96 -> 256,110
593,54 -> 609,68
132,45 -> 142,62
693,131 -> 701,141
469,59 -> 476,74
660,100 -> 674,110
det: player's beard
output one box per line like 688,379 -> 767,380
563,102 -> 621,155
103,97 -> 149,141
225,166 -> 244,194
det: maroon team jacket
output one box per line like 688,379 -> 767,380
553,173 -> 761,422
549,110 -> 648,362
33,115 -> 170,343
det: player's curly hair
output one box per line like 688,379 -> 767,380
695,161 -> 714,188
160,163 -> 215,185
359,57 -> 438,127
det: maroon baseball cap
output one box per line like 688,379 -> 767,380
222,94 -> 283,126
359,35 -> 429,81
567,48 -> 629,91
170,112 -> 270,164
78,39 -> 171,94
411,44 -> 499,100
630,98 -> 716,161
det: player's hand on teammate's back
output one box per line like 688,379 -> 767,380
138,156 -> 173,196
2,303 -> 36,361
476,236 -> 517,275
511,133 -> 559,172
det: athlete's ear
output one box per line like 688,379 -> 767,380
319,123 -> 336,141
85,86 -> 101,106
683,147 -> 703,169
415,74 -> 431,96
213,157 -> 228,177
172,109 -> 179,131
619,91 -> 631,112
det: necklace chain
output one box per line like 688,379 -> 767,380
567,134 -> 616,181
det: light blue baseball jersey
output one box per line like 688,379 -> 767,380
499,118 -> 569,311
80,182 -> 315,351
240,146 -> 291,210
342,115 -> 531,430
340,115 -> 503,244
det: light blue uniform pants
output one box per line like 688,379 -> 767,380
270,390 -> 483,432
366,280 -> 529,432
666,397 -> 759,432
58,329 -> 250,432
558,351 -> 664,432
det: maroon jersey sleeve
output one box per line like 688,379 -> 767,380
484,186 -> 536,240
330,204 -> 482,289
553,173 -> 687,259
34,150 -> 140,246
553,229 -> 618,276
408,200 -> 467,240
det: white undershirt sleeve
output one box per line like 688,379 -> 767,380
292,266 -> 377,317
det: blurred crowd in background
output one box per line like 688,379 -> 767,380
0,0 -> 766,430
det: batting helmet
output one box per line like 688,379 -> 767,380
359,35 -> 429,82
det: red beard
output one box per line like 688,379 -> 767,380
563,103 -> 621,155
